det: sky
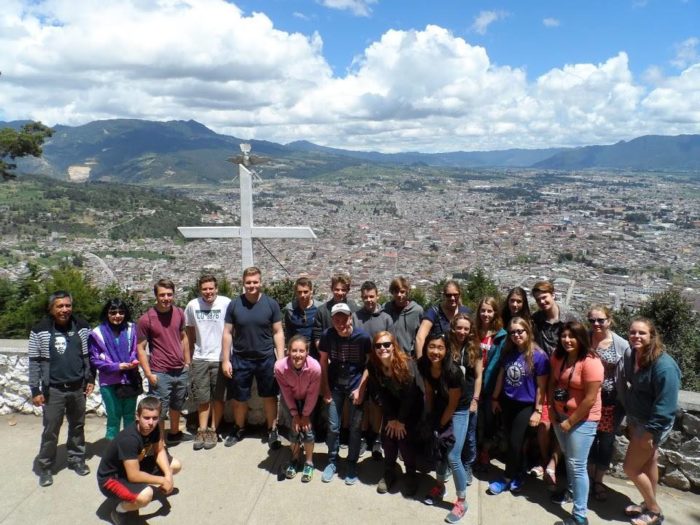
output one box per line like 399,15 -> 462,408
1,0 -> 699,153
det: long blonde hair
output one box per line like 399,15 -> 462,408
504,317 -> 537,373
449,313 -> 479,368
630,317 -> 665,369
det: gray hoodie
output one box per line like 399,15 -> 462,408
382,300 -> 424,356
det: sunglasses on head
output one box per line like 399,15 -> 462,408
588,318 -> 607,325
374,341 -> 392,349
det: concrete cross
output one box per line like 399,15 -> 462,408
178,151 -> 316,271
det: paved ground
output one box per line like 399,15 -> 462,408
1,414 -> 698,525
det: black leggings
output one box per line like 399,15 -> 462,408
501,397 -> 534,479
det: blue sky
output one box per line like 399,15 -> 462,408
1,0 -> 699,152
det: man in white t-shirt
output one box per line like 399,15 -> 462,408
185,275 -> 231,451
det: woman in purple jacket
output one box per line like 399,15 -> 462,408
89,299 -> 141,440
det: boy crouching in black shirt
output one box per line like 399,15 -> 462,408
97,396 -> 181,524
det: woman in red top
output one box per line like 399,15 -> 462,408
548,321 -> 603,525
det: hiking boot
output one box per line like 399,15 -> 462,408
193,428 -> 206,451
224,426 -> 244,447
204,428 -> 217,450
67,461 -> 90,476
445,499 -> 467,523
301,463 -> 314,483
38,469 -> 53,487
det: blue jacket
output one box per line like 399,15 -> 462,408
481,328 -> 508,396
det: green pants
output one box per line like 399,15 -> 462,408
100,385 -> 137,440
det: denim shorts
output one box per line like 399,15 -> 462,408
228,352 -> 279,401
150,369 -> 189,414
627,415 -> 673,447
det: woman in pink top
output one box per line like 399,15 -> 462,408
548,321 -> 603,525
274,335 -> 322,482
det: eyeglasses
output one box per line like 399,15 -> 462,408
108,310 -> 126,315
374,341 -> 392,349
444,293 -> 459,298
588,318 -> 607,325
509,329 -> 526,336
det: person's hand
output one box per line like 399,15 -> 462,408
221,360 -> 233,379
292,414 -> 302,433
560,419 -> 572,433
323,388 -> 332,404
119,362 -> 137,370
32,394 -> 45,407
300,415 -> 311,432
147,373 -> 158,386
529,411 -> 541,427
386,420 -> 406,440
350,387 -> 364,405
160,475 -> 174,495
469,399 -> 478,413
492,399 -> 501,414
85,383 -> 95,396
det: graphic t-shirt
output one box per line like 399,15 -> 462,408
185,295 -> 231,361
97,422 -> 161,482
501,348 -> 550,404
480,334 -> 494,368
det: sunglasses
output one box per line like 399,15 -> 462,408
509,329 -> 526,336
588,318 -> 607,325
444,293 -> 459,298
108,310 -> 126,315
374,341 -> 392,349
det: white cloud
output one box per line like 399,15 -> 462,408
293,12 -> 311,21
543,17 -> 560,28
318,0 -> 377,17
0,1 -> 699,152
671,37 -> 699,69
471,10 -> 508,35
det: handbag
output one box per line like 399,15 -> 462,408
114,370 -> 143,399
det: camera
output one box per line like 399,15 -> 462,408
553,388 -> 569,403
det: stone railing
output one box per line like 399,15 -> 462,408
1,342 -> 697,490
0,340 -> 265,425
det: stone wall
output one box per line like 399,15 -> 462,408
0,342 -> 265,426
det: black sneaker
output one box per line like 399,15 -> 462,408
268,428 -> 281,450
371,440 -> 383,461
166,431 -> 193,446
38,469 -> 53,487
67,461 -> 90,476
224,427 -> 244,447
551,489 -> 573,505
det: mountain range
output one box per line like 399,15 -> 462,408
3,119 -> 698,185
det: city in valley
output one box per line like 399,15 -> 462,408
3,168 -> 699,312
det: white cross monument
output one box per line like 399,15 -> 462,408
178,143 -> 316,270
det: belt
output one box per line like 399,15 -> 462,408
50,380 -> 83,391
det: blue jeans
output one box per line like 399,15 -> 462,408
326,386 -> 364,465
554,418 -> 598,520
461,408 -> 478,470
437,409 -> 469,498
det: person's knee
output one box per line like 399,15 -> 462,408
170,458 -> 182,475
134,486 -> 154,508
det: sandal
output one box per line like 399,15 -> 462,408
593,481 -> 608,501
630,510 -> 664,525
624,503 -> 647,517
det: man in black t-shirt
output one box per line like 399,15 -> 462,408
97,397 -> 181,525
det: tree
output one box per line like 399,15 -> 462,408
461,268 -> 501,311
263,279 -> 295,309
0,122 -> 53,180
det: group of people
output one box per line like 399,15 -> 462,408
27,270 -> 682,525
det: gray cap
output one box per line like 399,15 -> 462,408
331,303 -> 352,317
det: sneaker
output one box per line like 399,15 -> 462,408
67,461 -> 90,476
322,463 -> 337,483
110,509 -> 127,525
371,440 -> 383,461
404,472 -> 419,498
38,469 -> 53,487
301,463 -> 314,483
377,468 -> 396,494
204,428 -> 217,450
423,484 -> 446,505
465,466 -> 473,486
284,461 -> 298,479
166,431 -> 192,446
358,437 -> 368,457
193,428 -> 206,451
487,478 -> 511,495
345,462 -> 358,485
510,475 -> 524,493
528,465 -> 545,478
445,499 -> 467,523
268,428 -> 281,450
551,489 -> 573,505
557,516 -> 589,525
224,426 -> 244,447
